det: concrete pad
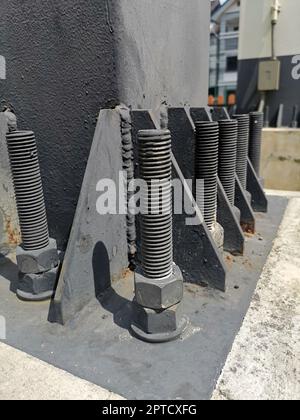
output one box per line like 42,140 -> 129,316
212,198 -> 300,401
261,128 -> 300,191
266,189 -> 300,198
0,342 -> 123,400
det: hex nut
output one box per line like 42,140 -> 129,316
16,237 -> 59,274
135,264 -> 183,310
17,266 -> 58,301
132,300 -> 184,334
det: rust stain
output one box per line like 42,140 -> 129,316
111,267 -> 134,285
225,254 -> 234,268
242,223 -> 255,236
5,216 -> 20,246
121,267 -> 134,281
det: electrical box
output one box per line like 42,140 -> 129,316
258,60 -> 281,91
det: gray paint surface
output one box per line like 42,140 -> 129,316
115,0 -> 210,109
0,0 -> 210,249
51,109 -> 129,324
0,56 -> 5,80
0,197 -> 288,400
0,0 -> 118,249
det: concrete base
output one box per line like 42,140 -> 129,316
213,197 -> 300,400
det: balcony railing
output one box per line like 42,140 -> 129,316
219,31 -> 239,39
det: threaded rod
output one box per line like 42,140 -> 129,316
6,130 -> 49,251
195,121 -> 219,230
233,114 -> 250,189
138,129 -> 173,280
218,120 -> 238,206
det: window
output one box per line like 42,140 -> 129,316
226,56 -> 238,72
225,17 -> 239,33
225,38 -> 238,51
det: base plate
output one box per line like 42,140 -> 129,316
0,196 -> 288,400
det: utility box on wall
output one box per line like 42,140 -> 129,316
238,0 -> 300,126
258,59 -> 281,91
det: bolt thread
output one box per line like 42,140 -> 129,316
138,129 -> 173,280
249,112 -> 264,176
195,121 -> 219,230
233,114 -> 250,189
218,120 -> 238,206
6,131 -> 49,251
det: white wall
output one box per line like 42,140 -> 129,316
239,0 -> 300,60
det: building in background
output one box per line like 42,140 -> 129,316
209,0 -> 240,106
237,0 -> 300,127
210,0 -> 220,13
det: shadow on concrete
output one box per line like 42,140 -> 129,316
46,262 -> 66,324
93,241 -> 133,332
0,256 -> 19,294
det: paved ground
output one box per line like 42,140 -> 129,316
213,198 -> 300,400
0,193 -> 299,400
0,341 -> 123,400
